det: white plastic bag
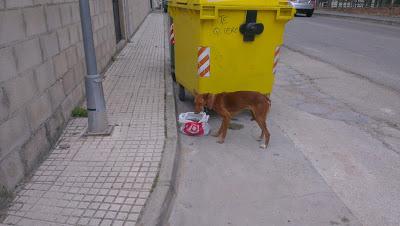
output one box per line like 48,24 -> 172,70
178,112 -> 210,136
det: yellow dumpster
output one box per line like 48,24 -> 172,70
168,0 -> 295,100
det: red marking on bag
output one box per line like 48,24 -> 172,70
183,122 -> 205,136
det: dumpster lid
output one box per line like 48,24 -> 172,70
170,0 -> 288,7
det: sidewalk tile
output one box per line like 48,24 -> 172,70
2,13 -> 165,226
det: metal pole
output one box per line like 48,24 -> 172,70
79,0 -> 109,133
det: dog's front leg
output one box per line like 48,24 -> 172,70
215,121 -> 226,143
212,110 -> 223,137
217,112 -> 231,144
212,127 -> 222,137
212,118 -> 224,137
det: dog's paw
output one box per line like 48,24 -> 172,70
259,144 -> 267,149
256,137 -> 263,141
217,139 -> 225,144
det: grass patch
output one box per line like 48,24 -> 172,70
71,107 -> 88,117
0,185 -> 13,211
150,174 -> 159,193
0,186 -> 12,200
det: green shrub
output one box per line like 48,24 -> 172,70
71,107 -> 88,117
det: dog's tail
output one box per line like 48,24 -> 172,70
265,94 -> 271,109
265,95 -> 271,116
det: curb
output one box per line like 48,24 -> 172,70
314,11 -> 400,26
136,13 -> 180,226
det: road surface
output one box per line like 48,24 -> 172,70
284,15 -> 400,93
168,16 -> 400,226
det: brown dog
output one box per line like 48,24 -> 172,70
194,91 -> 271,149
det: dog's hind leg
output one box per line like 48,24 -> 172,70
256,120 -> 270,149
250,108 -> 264,141
261,121 -> 270,149
253,109 -> 270,149
254,119 -> 267,148
257,131 -> 264,142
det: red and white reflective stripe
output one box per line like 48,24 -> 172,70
198,47 -> 210,77
273,45 -> 281,75
170,23 -> 175,45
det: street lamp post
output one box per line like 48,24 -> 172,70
79,0 -> 111,135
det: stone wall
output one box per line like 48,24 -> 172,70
127,0 -> 153,36
0,0 -> 151,194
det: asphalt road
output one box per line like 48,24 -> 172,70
284,15 -> 400,92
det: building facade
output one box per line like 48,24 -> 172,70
0,0 -> 152,195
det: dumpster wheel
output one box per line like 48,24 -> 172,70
171,71 -> 176,82
178,84 -> 185,101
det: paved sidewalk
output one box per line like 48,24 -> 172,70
1,13 -> 165,226
315,10 -> 400,26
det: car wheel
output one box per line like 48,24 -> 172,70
306,12 -> 313,17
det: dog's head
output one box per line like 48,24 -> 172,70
194,92 -> 214,113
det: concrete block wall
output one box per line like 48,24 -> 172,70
127,0 -> 153,36
0,0 -> 151,194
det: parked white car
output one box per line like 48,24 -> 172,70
290,0 -> 315,17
